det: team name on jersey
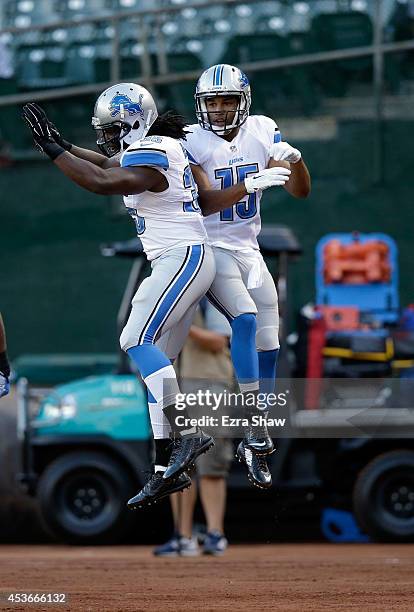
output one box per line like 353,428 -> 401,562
142,135 -> 163,143
229,156 -> 244,165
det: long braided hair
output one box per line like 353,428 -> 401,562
147,110 -> 189,140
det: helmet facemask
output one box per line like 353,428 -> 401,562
93,121 -> 132,157
195,91 -> 250,135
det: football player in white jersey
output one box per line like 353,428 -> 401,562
184,64 -> 311,489
22,83 -> 290,506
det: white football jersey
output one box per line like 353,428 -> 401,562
120,135 -> 207,260
183,115 -> 281,251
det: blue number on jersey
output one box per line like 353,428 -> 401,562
215,163 -> 259,221
182,165 -> 201,213
215,167 -> 234,221
126,207 -> 146,235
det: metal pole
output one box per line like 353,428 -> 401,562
110,18 -> 121,84
155,14 -> 168,77
373,0 -> 384,185
139,17 -> 153,90
2,40 -> 414,108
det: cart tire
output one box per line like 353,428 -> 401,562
353,449 -> 414,542
37,451 -> 135,544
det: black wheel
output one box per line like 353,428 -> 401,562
353,450 -> 414,542
37,451 -> 136,544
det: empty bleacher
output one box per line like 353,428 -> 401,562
0,0 -> 412,146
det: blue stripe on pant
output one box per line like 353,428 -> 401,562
141,244 -> 204,344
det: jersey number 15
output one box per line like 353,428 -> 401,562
215,163 -> 259,221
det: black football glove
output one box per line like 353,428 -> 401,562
29,102 -> 72,152
22,102 -> 65,160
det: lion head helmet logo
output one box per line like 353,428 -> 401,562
109,93 -> 145,118
239,71 -> 249,89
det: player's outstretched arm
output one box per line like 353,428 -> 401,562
22,103 -> 164,195
269,141 -> 311,199
54,153 -> 163,195
191,164 -> 291,217
67,144 -> 120,169
24,103 -> 118,168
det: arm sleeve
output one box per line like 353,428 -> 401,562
120,136 -> 183,171
121,147 -> 170,170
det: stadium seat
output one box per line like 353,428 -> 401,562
65,42 -> 96,84
310,11 -> 373,96
221,32 -> 287,66
16,43 -> 68,89
220,32 -> 319,116
311,11 -> 373,57
54,0 -> 112,20
384,1 -> 414,90
0,77 -> 28,148
44,93 -> 97,145
158,52 -> 202,120
219,33 -> 288,115
3,0 -> 52,27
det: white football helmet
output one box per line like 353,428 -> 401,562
195,64 -> 251,135
91,82 -> 158,157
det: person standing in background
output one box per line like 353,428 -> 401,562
0,313 -> 10,398
155,299 -> 234,556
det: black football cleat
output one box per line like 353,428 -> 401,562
127,471 -> 191,510
237,439 -> 272,489
163,431 -> 214,482
244,410 -> 275,456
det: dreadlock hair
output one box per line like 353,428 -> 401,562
147,110 -> 189,140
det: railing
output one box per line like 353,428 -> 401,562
0,0 -> 412,107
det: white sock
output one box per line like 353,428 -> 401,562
148,398 -> 172,439
144,365 -> 181,409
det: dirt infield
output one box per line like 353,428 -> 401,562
0,544 -> 413,611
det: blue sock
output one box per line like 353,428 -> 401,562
230,313 -> 259,387
127,344 -> 171,379
258,349 -> 279,397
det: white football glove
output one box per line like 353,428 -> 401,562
244,167 -> 291,194
270,141 -> 302,164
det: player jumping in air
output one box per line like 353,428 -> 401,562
22,84 -> 290,507
184,64 -> 311,488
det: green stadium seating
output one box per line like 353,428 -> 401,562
90,40 -> 156,83
221,32 -> 287,65
16,43 -> 69,89
157,52 -> 202,121
219,33 -> 287,115
65,42 -> 96,84
310,11 -> 373,96
220,33 -> 320,116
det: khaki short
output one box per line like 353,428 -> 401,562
196,437 -> 234,478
